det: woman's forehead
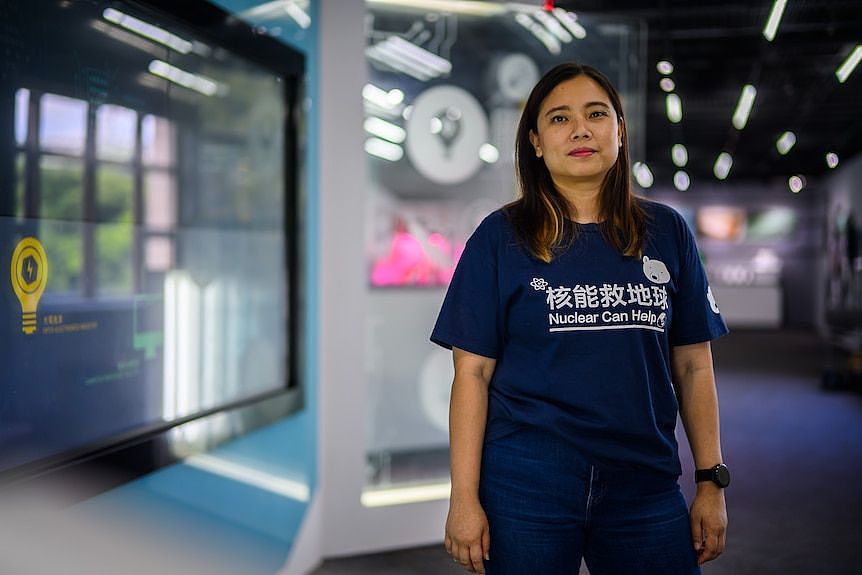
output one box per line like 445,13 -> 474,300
540,76 -> 612,111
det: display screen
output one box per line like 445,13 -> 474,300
0,0 -> 301,477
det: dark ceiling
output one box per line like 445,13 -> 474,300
562,0 -> 862,187
366,0 -> 861,191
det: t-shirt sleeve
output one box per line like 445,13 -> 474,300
430,216 -> 501,359
669,212 -> 729,346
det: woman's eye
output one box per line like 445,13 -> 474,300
589,110 -> 609,118
551,115 -> 567,123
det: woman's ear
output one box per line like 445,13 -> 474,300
529,131 -> 542,157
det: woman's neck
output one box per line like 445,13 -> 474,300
553,178 -> 602,223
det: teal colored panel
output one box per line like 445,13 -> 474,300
80,0 -> 320,571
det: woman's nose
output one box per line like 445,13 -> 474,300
569,120 -> 591,139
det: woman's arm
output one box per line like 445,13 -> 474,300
672,341 -> 727,566
445,347 -> 496,574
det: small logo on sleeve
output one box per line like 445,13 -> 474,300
707,286 -> 721,314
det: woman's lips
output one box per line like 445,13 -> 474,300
569,148 -> 596,157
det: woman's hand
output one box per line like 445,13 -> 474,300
690,484 -> 727,565
444,494 -> 490,574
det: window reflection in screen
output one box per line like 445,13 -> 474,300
1,0 -> 294,476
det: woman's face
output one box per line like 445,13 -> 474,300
529,75 -> 623,190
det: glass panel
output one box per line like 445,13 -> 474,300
96,164 -> 134,294
0,0 -> 299,477
15,88 -> 29,147
96,104 -> 137,162
40,155 -> 83,293
39,93 -> 88,156
144,170 -> 177,231
145,235 -> 173,272
363,5 -> 644,496
15,153 -> 25,218
142,115 -> 175,167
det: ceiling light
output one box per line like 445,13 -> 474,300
788,175 -> 805,193
364,117 -> 406,143
763,0 -> 788,42
284,1 -> 311,29
532,9 -> 572,43
633,162 -> 654,188
365,137 -> 404,161
366,36 -> 452,81
367,0 -> 506,16
362,84 -> 404,109
552,8 -> 586,39
515,12 -> 561,54
731,84 -> 757,130
656,61 -> 673,75
826,152 -> 840,169
671,144 -> 688,167
103,7 -> 192,53
673,170 -> 691,192
659,78 -> 675,92
714,152 -> 733,180
776,131 -> 796,155
479,143 -> 500,164
386,36 -> 452,74
665,93 -> 682,123
148,60 -> 219,96
361,481 -> 451,507
836,45 -> 862,84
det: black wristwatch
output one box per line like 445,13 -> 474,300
695,463 -> 730,488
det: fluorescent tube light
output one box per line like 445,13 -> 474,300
479,143 -> 500,163
365,137 -> 404,161
362,84 -> 404,109
103,8 -> 192,53
672,144 -> 688,167
714,152 -> 733,180
553,8 -> 586,39
364,117 -> 407,144
367,0 -> 506,17
665,93 -> 682,123
532,9 -> 572,43
788,175 -> 805,193
763,0 -> 788,42
361,481 -> 451,507
386,36 -> 452,75
836,45 -> 862,83
673,170 -> 691,192
515,12 -> 561,54
148,60 -> 219,96
633,162 -> 654,188
776,131 -> 796,155
732,84 -> 757,130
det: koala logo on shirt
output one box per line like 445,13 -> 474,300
642,256 -> 670,284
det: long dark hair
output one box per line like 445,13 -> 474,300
505,62 -> 647,262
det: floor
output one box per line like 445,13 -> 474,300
311,330 -> 862,575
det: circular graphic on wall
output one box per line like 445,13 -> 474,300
493,53 -> 540,104
418,346 -> 455,433
405,85 -> 488,186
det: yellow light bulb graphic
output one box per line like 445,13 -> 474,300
10,237 -> 48,335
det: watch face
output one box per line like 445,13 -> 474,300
714,464 -> 731,487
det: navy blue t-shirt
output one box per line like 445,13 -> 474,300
431,200 -> 728,478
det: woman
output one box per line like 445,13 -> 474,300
431,62 -> 729,575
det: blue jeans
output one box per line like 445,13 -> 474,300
479,427 -> 700,575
